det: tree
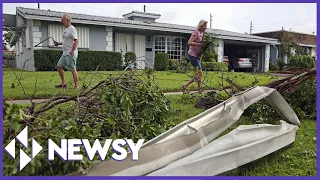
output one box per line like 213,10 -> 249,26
278,30 -> 304,59
3,31 -> 14,49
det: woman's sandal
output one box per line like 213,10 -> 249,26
55,84 -> 67,88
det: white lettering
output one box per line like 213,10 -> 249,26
82,139 -> 112,161
126,139 -> 144,160
48,139 -> 67,160
111,139 -> 127,161
68,139 -> 83,160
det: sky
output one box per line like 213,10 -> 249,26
3,3 -> 317,35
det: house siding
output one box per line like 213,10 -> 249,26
89,25 -> 109,51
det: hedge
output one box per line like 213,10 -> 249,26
168,59 -> 180,70
154,52 -> 169,71
34,50 -> 122,71
202,62 -> 228,72
288,55 -> 316,68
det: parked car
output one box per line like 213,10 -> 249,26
228,56 -> 252,72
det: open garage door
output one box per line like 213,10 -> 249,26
224,40 -> 265,72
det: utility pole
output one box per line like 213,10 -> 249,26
250,21 -> 252,34
144,5 -> 146,12
210,13 -> 212,29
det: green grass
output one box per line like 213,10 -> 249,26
3,68 -> 280,100
166,95 -> 316,176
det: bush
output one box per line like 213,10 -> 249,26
202,62 -> 228,72
176,56 -> 193,73
244,78 -> 316,123
168,59 -> 180,70
276,59 -> 286,70
269,62 -> 278,71
154,52 -> 169,71
283,79 -> 316,119
201,50 -> 217,62
288,55 -> 316,68
3,52 -> 16,60
124,51 -> 137,68
34,50 -> 122,71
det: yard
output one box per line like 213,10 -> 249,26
2,67 -> 316,176
3,68 -> 279,100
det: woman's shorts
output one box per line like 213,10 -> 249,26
188,55 -> 202,71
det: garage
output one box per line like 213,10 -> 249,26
223,40 -> 266,72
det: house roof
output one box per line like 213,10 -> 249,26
253,30 -> 316,36
17,7 -> 279,44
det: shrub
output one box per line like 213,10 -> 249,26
244,79 -> 316,123
276,59 -> 286,70
34,50 -> 122,71
168,59 -> 180,70
176,56 -> 193,73
124,51 -> 137,68
201,50 -> 217,62
269,62 -> 278,71
154,52 -> 169,71
288,55 -> 316,68
202,62 -> 228,72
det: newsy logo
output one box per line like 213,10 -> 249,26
4,127 -> 42,171
4,126 -> 144,171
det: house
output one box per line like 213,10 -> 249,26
4,7 -> 280,72
253,30 -> 317,63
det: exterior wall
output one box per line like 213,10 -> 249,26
36,20 -> 112,51
145,35 -> 154,68
129,17 -> 155,23
113,28 -> 190,68
15,14 -> 35,71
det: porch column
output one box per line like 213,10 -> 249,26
264,44 -> 270,72
214,39 -> 224,62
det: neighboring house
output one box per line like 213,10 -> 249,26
253,30 -> 317,64
4,7 -> 279,72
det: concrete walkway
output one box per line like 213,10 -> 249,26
5,90 -> 216,105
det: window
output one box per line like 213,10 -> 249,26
48,24 -> 89,48
154,36 -> 187,60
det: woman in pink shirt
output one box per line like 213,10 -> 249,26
182,20 -> 208,93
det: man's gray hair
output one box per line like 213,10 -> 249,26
63,13 -> 72,22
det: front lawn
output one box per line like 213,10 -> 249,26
3,68 -> 280,100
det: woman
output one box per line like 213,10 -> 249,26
182,20 -> 208,93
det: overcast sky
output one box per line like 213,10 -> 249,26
3,3 -> 317,35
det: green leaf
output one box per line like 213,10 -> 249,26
14,122 -> 21,132
65,126 -> 73,130
12,166 -> 18,174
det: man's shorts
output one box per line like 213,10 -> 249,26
57,54 -> 77,70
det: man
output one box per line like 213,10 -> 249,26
54,13 -> 79,89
